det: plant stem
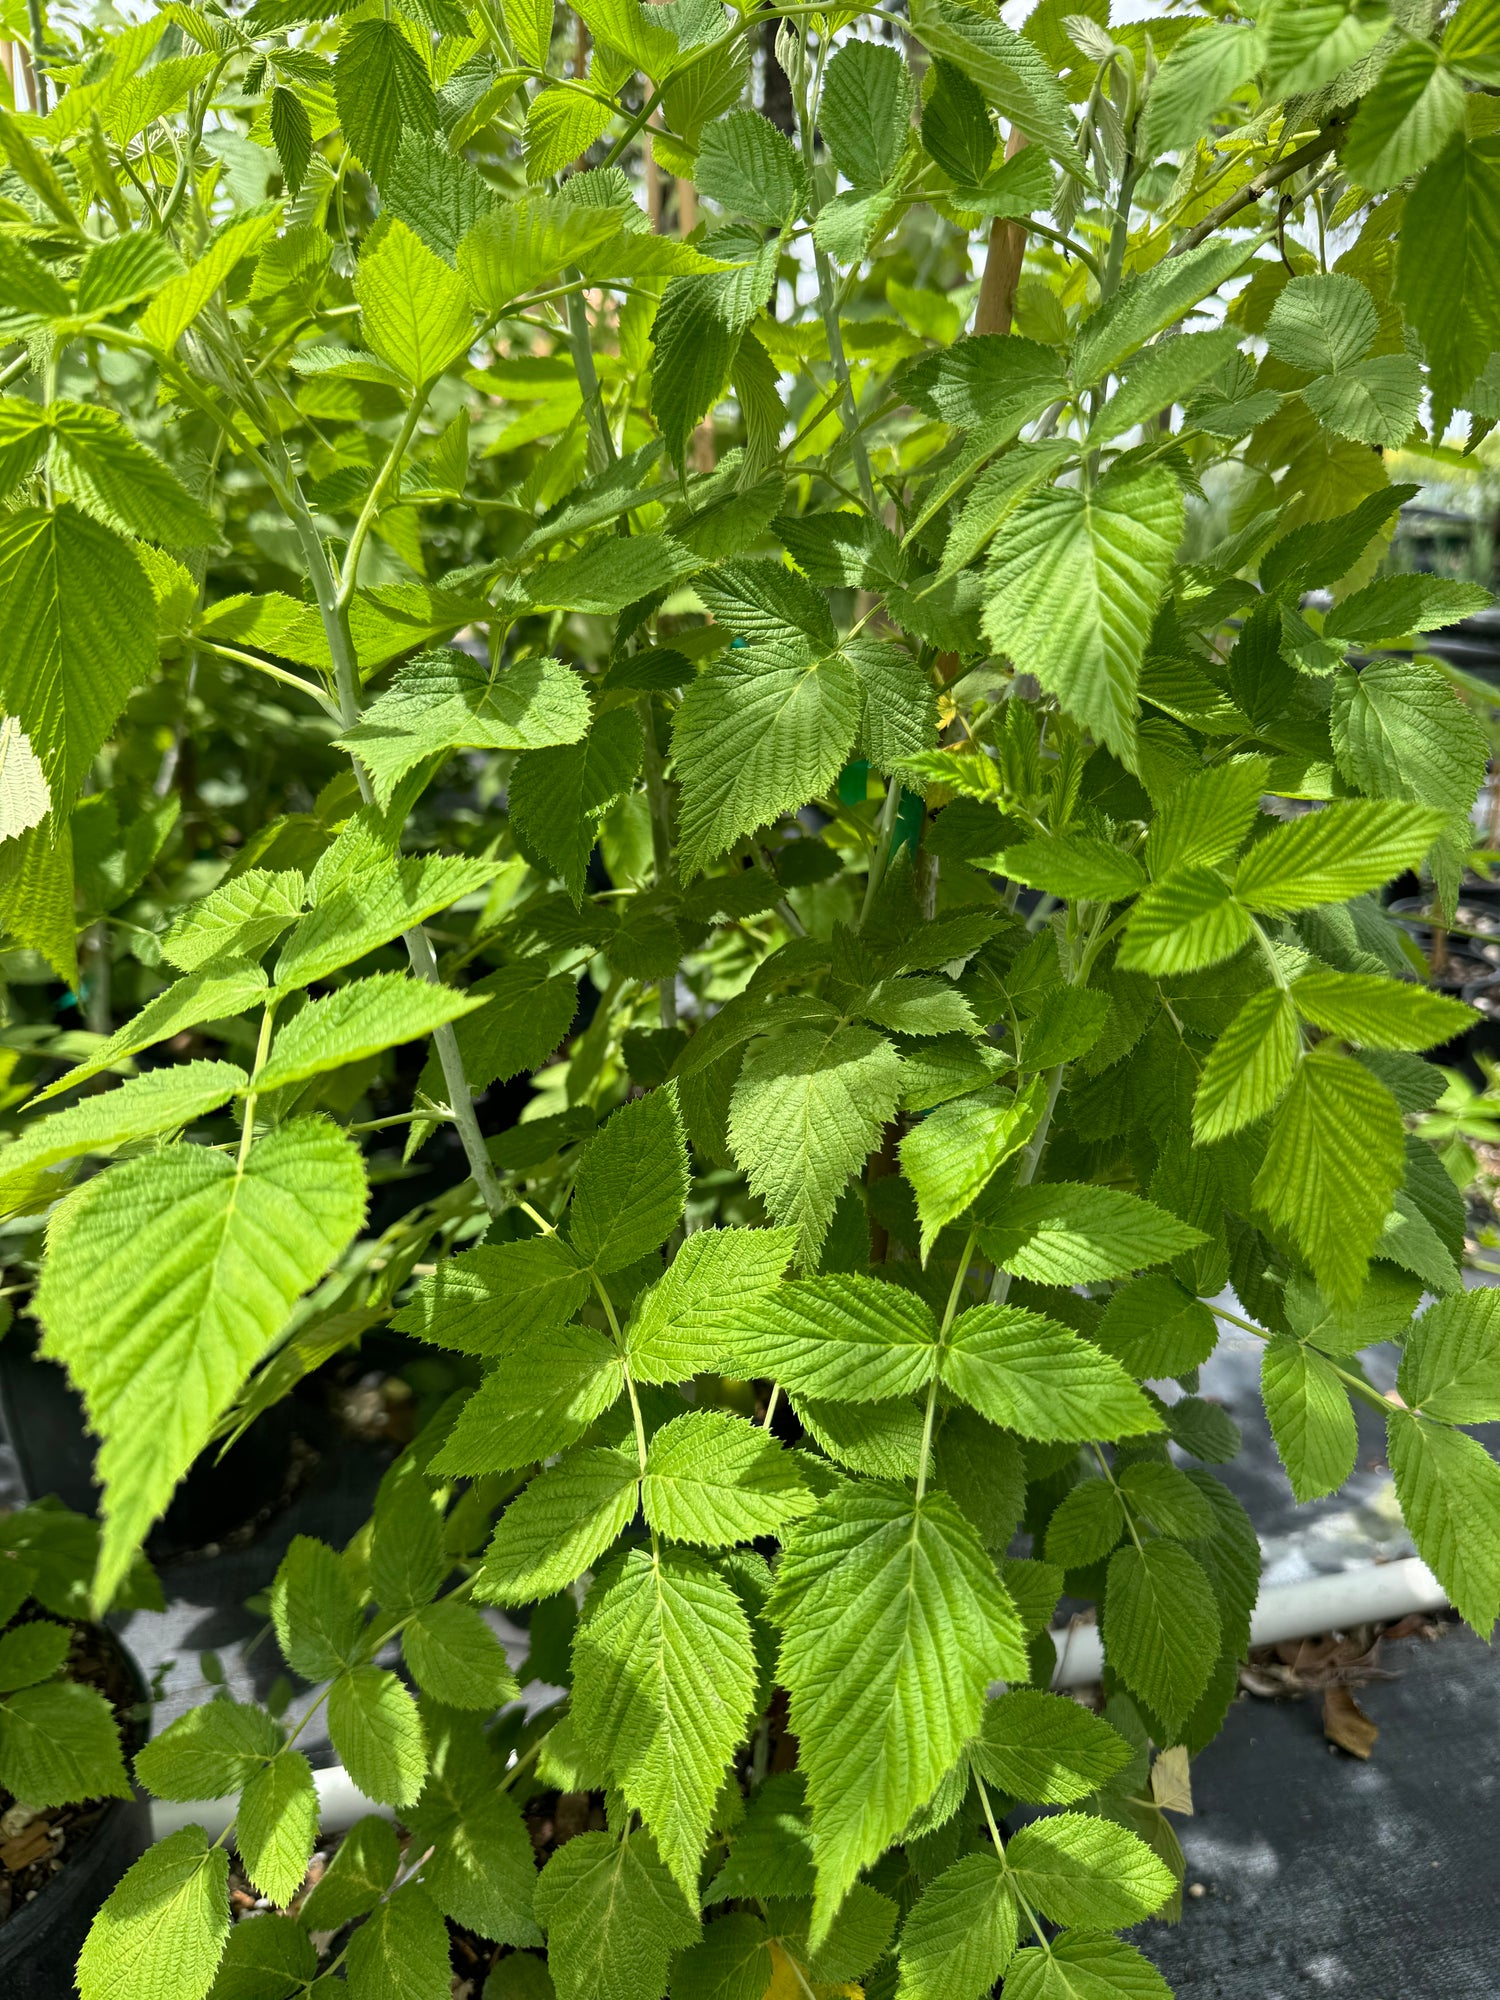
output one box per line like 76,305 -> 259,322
237,1002 -> 277,1170
1208,1300 -> 1398,1418
566,289 -> 616,467
638,694 -> 677,1027
858,781 -> 903,927
1167,120 -> 1348,257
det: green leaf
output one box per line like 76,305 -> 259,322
256,973 -> 485,1093
208,1912 -> 317,2000
1325,574 -> 1492,644
642,1411 -> 811,1546
981,466 -> 1183,764
296,1815 -> 399,1931
895,1851 -> 1018,2000
819,41 -> 915,189
1292,969 -> 1473,1052
673,641 -> 863,876
1397,135 -> 1500,409
900,1077 -> 1046,1260
649,277 -> 743,466
1261,1336 -> 1358,1502
942,1304 -> 1161,1440
978,1182 -> 1205,1285
624,1225 -> 797,1383
1147,756 -> 1269,879
909,1 -> 1084,173
134,1700 -> 281,1800
1095,1274 -> 1218,1380
1345,37 -> 1466,191
534,1829 -> 700,2000
574,0 -> 680,77
407,1710 -> 540,1946
344,1880 -> 452,2000
728,1027 -> 903,1265
1003,1933 -> 1172,2000
1331,657 -> 1489,819
672,1912 -> 773,2000
1138,23 -> 1263,155
903,334 -> 1066,436
1044,1479 -> 1127,1569
356,218 -> 473,385
971,1688 -> 1132,1804
1073,237 -> 1252,386
526,534 -> 701,616
1262,0 -> 1386,94
1399,1288 -> 1500,1424
339,650 -> 588,809
1088,326 -> 1243,447
269,86 -> 312,197
0,1680 -> 130,1806
509,707 -> 643,903
3,1061 -> 245,1178
275,849 -> 504,990
136,210 -> 281,352
525,84 -> 614,182
403,1599 -> 521,1709
459,192 -> 622,312
327,1666 -> 427,1809
939,439 -> 1076,577
162,871 -> 305,973
36,1122 -> 367,1607
335,18 -> 437,186
0,1619 -> 70,1694
384,133 -> 499,263
239,1750 -> 318,1907
996,833 -> 1146,903
1252,1045 -> 1405,1307
1103,1541 -> 1221,1734
434,1323 -> 624,1476
1267,273 -> 1377,375
77,1827 -> 229,2000
571,1088 -> 689,1273
1193,988 -> 1299,1141
769,1483 -> 1027,1942
46,404 -> 218,546
573,1548 -> 757,1896
723,1273 -> 937,1401
270,1534 -> 363,1684
1389,1412 -> 1500,1634
1119,1461 -> 1216,1541
696,109 -> 805,225
476,1446 -> 640,1604
1117,866 -> 1251,975
1235,802 -> 1446,914
393,1235 -> 591,1357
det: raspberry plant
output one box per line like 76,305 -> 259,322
3,0 -> 1500,1995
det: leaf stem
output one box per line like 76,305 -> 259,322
1207,1300 -> 1397,1418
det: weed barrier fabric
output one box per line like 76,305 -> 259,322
1140,1625 -> 1500,1997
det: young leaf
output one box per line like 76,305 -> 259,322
255,973 -> 485,1093
1330,656 -> 1489,819
769,1483 -> 1027,1943
434,1324 -> 624,1476
335,18 -> 437,186
270,1535 -> 364,1682
1192,987 -> 1299,1141
1006,1812 -> 1175,1927
1118,867 -> 1251,976
3,1061 -> 245,1178
36,1122 -> 367,1607
393,1235 -> 591,1356
819,42 -> 915,190
573,1548 -> 757,1897
1291,969 -> 1474,1052
1234,802 -> 1447,914
1002,1933 -> 1173,2000
1387,1412 -> 1500,1635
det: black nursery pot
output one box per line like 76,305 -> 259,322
0,1629 -> 152,1999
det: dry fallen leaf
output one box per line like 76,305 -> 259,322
1150,1745 -> 1194,1816
1323,1683 -> 1379,1759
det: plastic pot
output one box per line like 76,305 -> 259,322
0,1627 -> 152,1998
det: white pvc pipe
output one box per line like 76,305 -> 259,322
149,1558 -> 1450,1840
1048,1555 -> 1448,1690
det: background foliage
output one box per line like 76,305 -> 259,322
3,0 -> 1500,1994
